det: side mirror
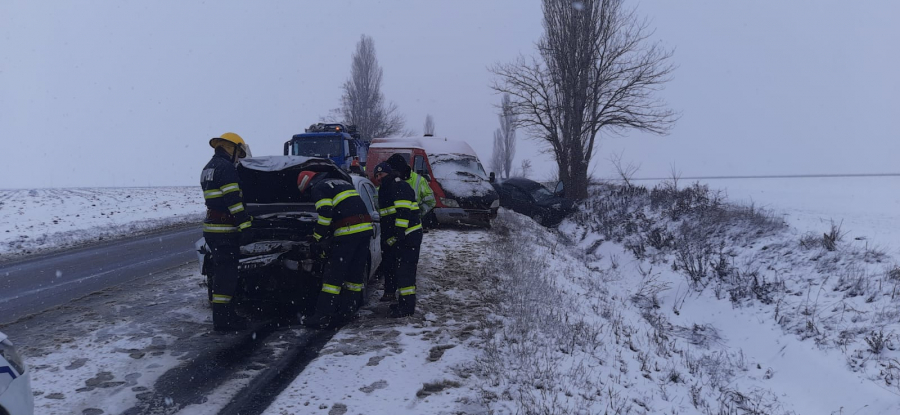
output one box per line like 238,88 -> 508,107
283,141 -> 290,156
554,181 -> 564,197
489,172 -> 496,183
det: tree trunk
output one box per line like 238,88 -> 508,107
569,158 -> 590,200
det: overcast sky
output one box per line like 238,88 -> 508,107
1,0 -> 898,188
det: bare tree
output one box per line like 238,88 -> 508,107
338,35 -> 406,141
519,159 -> 533,178
491,94 -> 517,178
490,0 -> 677,199
609,151 -> 640,187
423,114 -> 435,136
490,128 -> 504,177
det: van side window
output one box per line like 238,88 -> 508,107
414,155 -> 428,177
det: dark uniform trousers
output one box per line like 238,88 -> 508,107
205,232 -> 240,301
394,232 -> 423,314
381,242 -> 399,294
316,233 -> 371,321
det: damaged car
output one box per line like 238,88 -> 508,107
195,155 -> 381,316
493,177 -> 574,226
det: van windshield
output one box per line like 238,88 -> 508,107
292,138 -> 342,157
430,154 -> 488,181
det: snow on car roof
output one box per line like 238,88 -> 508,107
238,155 -> 343,172
370,136 -> 478,158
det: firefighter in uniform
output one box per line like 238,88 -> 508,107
372,162 -> 423,317
297,170 -> 374,328
201,132 -> 253,331
379,154 -> 434,303
386,154 -> 436,221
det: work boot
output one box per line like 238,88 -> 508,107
388,303 -> 414,318
379,291 -> 396,302
301,312 -> 334,329
304,292 -> 339,329
212,303 -> 249,332
339,289 -> 364,320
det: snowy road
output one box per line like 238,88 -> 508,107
0,225 -> 200,325
0,227 -> 494,415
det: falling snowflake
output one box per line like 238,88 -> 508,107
572,1 -> 585,11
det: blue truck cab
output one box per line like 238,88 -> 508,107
284,123 -> 368,171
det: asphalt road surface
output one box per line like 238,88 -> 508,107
0,225 -> 201,325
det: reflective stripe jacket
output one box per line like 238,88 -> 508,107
311,177 -> 374,241
377,176 -> 422,245
407,172 -> 436,214
201,148 -> 251,233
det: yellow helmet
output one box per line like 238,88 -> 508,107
210,132 -> 248,158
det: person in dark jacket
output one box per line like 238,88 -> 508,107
201,132 -> 253,331
297,170 -> 374,328
372,162 -> 423,317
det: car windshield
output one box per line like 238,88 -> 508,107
430,155 -> 487,181
292,138 -> 342,158
530,186 -> 553,201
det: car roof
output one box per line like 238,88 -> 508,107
503,177 -> 543,189
371,136 -> 478,158
350,174 -> 375,188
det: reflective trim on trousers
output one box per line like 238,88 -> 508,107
395,218 -> 409,228
228,202 -> 245,214
405,224 -> 422,235
399,286 -> 416,296
238,220 -> 252,230
317,216 -> 332,226
343,282 -> 364,292
322,284 -> 341,295
212,294 -> 232,304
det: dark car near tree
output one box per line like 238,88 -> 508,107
492,177 -> 575,226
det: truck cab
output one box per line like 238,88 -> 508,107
284,123 -> 368,171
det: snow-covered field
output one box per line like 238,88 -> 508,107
0,187 -> 204,261
642,176 -> 900,253
6,180 -> 900,414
